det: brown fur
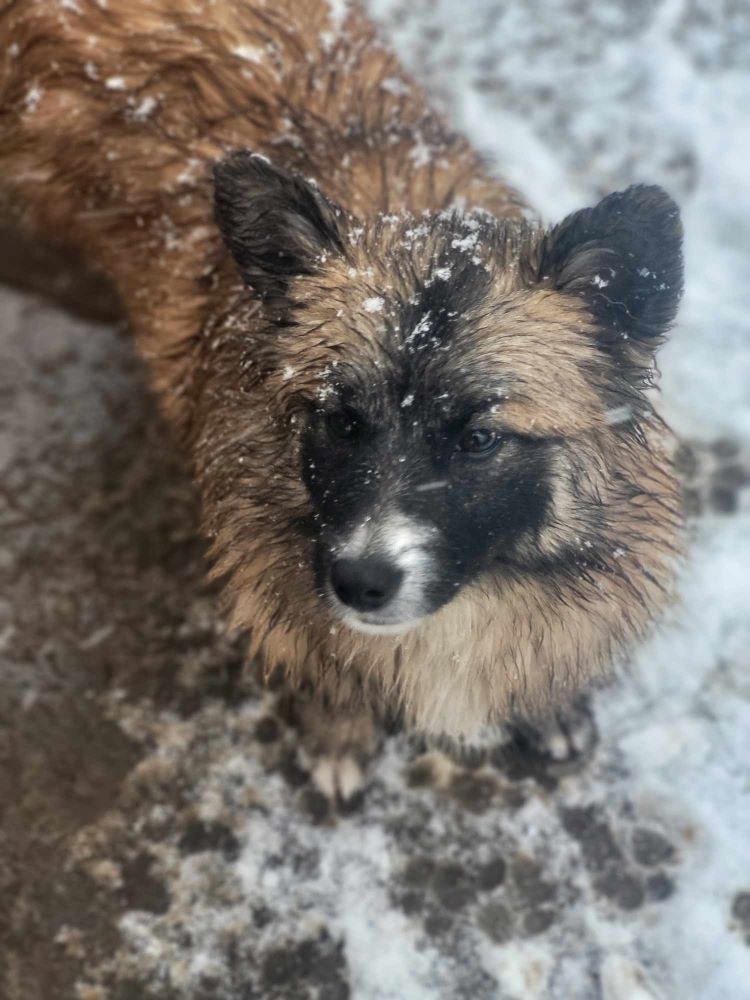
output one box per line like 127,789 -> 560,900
0,0 -> 681,742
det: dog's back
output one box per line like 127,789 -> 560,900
0,1 -> 520,309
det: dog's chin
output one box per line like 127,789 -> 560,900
323,584 -> 427,636
335,611 -> 425,637
323,584 -> 430,637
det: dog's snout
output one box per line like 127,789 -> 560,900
330,557 -> 404,612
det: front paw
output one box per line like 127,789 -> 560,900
307,753 -> 368,804
292,699 -> 381,808
423,698 -> 598,781
507,697 -> 598,774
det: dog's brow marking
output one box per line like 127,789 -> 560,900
415,480 -> 448,492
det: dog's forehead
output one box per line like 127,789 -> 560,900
285,217 -> 606,434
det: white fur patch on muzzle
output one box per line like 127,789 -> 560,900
326,511 -> 438,634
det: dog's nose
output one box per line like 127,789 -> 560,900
330,557 -> 404,613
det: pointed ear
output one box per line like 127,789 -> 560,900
213,151 -> 347,300
538,185 -> 683,358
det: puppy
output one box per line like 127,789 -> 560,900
0,0 -> 683,797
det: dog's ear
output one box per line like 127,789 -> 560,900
538,185 -> 683,362
213,151 -> 347,300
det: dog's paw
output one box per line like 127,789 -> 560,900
293,700 -> 380,809
510,698 -> 598,774
309,753 -> 367,803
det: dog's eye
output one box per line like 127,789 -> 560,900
458,427 -> 503,457
326,408 -> 361,440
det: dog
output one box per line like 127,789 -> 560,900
0,0 -> 683,798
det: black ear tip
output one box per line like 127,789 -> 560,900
212,150 -> 247,206
593,183 -> 684,273
542,182 -> 684,350
213,149 -> 271,189
610,183 -> 683,237
212,150 -> 289,236
210,149 -> 348,297
213,148 -> 247,177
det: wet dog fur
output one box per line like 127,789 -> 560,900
0,0 -> 683,790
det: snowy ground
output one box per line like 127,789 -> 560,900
1,1 -> 750,998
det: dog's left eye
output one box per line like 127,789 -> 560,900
458,427 -> 503,457
326,408 -> 361,440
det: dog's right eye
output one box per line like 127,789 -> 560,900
458,426 -> 504,458
326,408 -> 361,440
